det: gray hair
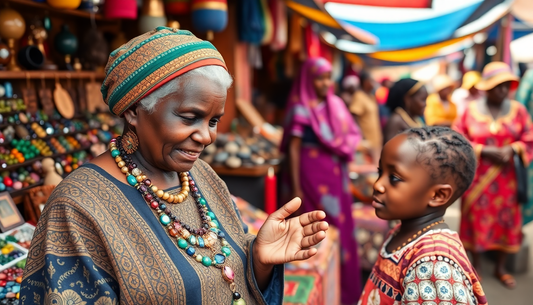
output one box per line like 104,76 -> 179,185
139,65 -> 233,113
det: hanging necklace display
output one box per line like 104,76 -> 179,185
109,137 -> 246,304
39,76 -> 55,117
21,74 -> 39,115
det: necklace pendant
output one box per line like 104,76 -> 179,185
222,266 -> 235,282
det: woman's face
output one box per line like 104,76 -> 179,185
405,86 -> 428,117
127,75 -> 226,173
487,81 -> 510,105
313,71 -> 333,99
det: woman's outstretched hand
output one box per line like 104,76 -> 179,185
252,197 -> 328,289
254,197 -> 328,266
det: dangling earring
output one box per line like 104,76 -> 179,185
121,130 -> 139,154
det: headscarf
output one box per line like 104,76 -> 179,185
281,58 -> 361,160
101,27 -> 227,116
386,78 -> 424,112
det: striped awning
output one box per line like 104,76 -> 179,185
285,0 -> 378,45
287,0 -> 514,57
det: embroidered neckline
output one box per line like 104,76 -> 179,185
380,228 -> 457,259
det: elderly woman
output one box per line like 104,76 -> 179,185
454,61 -> 533,289
20,29 -> 329,305
383,78 -> 428,143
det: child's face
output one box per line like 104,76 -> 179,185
373,134 -> 436,220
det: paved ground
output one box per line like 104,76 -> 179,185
444,202 -> 533,305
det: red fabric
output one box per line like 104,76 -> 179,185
104,0 -> 137,19
454,101 -> 533,253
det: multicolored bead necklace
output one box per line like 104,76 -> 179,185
109,137 -> 246,304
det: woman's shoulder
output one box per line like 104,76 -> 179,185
46,165 -> 117,211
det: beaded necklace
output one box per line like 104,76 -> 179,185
109,138 -> 246,305
391,219 -> 445,253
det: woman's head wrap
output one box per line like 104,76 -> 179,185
101,27 -> 227,116
386,78 -> 424,111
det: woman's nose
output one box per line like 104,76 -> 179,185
191,124 -> 213,146
373,177 -> 385,194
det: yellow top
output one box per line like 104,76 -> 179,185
424,93 -> 457,126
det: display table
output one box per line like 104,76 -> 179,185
234,197 -> 341,305
212,164 -> 279,210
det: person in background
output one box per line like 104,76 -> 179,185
383,78 -> 428,143
375,77 -> 393,105
281,57 -> 362,304
425,74 -> 457,127
340,75 -> 360,108
515,68 -> 533,225
349,72 -> 383,164
454,61 -> 533,289
452,71 -> 483,118
358,127 -> 487,305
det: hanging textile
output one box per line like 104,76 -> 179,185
270,0 -> 288,51
237,0 -> 265,44
260,0 -> 274,45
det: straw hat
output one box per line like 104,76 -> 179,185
475,62 -> 519,91
432,74 -> 455,93
461,71 -> 481,90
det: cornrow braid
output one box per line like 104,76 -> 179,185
405,126 -> 477,199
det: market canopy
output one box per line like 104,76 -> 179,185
288,0 -> 514,55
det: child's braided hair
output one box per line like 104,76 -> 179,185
405,126 -> 476,198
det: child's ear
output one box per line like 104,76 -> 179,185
428,184 -> 454,208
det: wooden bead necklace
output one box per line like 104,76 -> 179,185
392,219 -> 445,253
109,137 -> 246,304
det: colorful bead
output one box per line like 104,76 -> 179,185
156,190 -> 165,198
202,256 -> 212,267
212,220 -> 220,228
186,247 -> 196,256
195,255 -> 203,262
160,214 -> 171,226
214,253 -> 225,265
221,247 -> 231,257
150,201 -> 159,209
111,150 -> 120,157
152,185 -> 158,192
199,198 -> 207,205
117,161 -> 126,168
162,193 -> 170,200
169,228 -> 179,237
177,238 -> 188,249
136,176 -> 144,183
132,168 -> 142,177
222,240 -> 229,247
233,298 -> 246,305
197,236 -> 205,248
209,221 -> 218,229
127,175 -> 137,186
121,167 -> 129,174
189,235 -> 197,245
207,212 -> 215,220
222,266 -> 235,282
217,231 -> 225,238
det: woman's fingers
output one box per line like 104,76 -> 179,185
301,231 -> 326,249
293,248 -> 318,261
269,197 -> 302,221
303,221 -> 329,236
299,210 -> 326,227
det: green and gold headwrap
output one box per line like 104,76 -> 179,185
101,27 -> 227,116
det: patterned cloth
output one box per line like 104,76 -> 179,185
454,100 -> 533,253
101,27 -> 227,116
358,227 -> 487,305
515,69 -> 533,225
20,160 -> 283,304
280,58 -> 362,304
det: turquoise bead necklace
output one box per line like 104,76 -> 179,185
110,138 -> 246,304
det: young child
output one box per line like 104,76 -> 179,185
358,126 -> 488,305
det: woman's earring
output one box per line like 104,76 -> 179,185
121,130 -> 139,154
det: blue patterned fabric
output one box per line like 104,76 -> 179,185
20,161 -> 283,304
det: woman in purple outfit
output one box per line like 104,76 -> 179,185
281,57 -> 362,304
